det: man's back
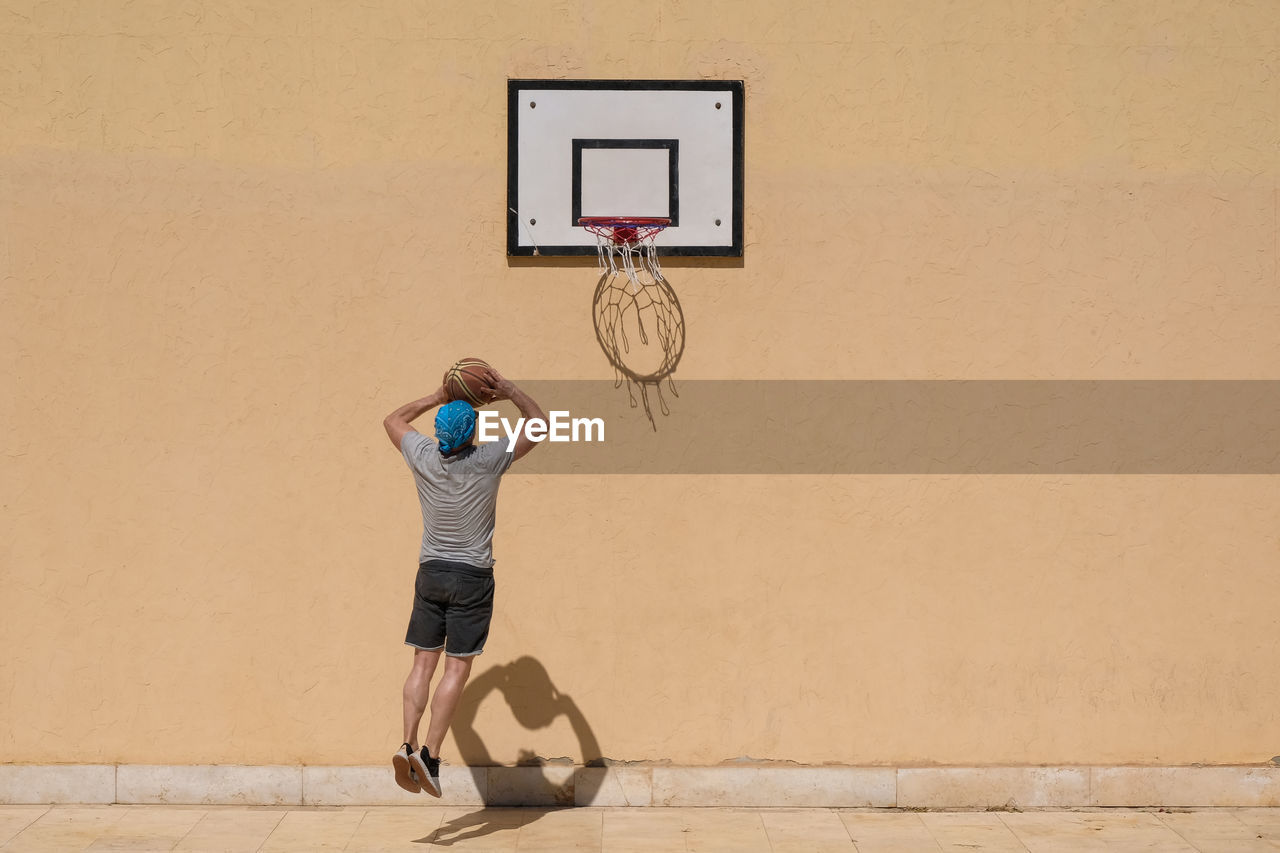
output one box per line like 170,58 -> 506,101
401,432 -> 513,568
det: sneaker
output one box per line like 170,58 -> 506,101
392,743 -> 421,794
411,745 -> 441,797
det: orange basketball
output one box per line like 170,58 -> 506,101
442,358 -> 495,405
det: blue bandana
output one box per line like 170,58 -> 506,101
435,400 -> 477,454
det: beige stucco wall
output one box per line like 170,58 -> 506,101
2,1 -> 1277,767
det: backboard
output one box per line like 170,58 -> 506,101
507,79 -> 744,257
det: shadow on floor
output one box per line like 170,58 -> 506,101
416,807 -> 557,847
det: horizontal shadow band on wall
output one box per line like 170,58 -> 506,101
485,381 -> 1280,474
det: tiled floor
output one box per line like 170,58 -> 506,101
1,805 -> 1277,851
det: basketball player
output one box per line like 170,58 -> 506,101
382,366 -> 545,796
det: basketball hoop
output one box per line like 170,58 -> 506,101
579,216 -> 684,430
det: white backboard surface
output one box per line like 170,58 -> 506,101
508,79 -> 744,257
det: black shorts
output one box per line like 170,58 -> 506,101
405,559 -> 495,657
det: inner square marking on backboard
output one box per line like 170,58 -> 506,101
572,139 -> 680,225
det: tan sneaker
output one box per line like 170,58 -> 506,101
392,743 -> 421,793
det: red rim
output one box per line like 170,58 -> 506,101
578,217 -> 671,245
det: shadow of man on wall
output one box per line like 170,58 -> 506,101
419,656 -> 602,847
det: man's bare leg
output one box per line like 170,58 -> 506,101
424,654 -> 475,756
403,648 -> 441,747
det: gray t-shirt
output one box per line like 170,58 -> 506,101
401,431 -> 514,568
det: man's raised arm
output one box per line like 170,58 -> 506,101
383,387 -> 448,451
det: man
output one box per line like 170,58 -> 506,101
382,366 -> 545,796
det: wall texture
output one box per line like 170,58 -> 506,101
2,1 -> 1277,768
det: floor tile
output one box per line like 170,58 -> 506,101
0,810 -> 49,847
601,808 -> 693,853
1157,809 -> 1280,852
1000,810 -> 1197,852
514,807 -> 602,851
423,807 -> 530,850
85,807 -> 206,851
918,812 -> 1030,852
604,808 -> 772,853
255,808 -> 365,852
171,808 -> 288,852
1,806 -> 129,853
837,811 -> 943,852
343,806 -> 446,852
1234,807 -> 1280,844
680,808 -> 772,853
761,808 -> 856,852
